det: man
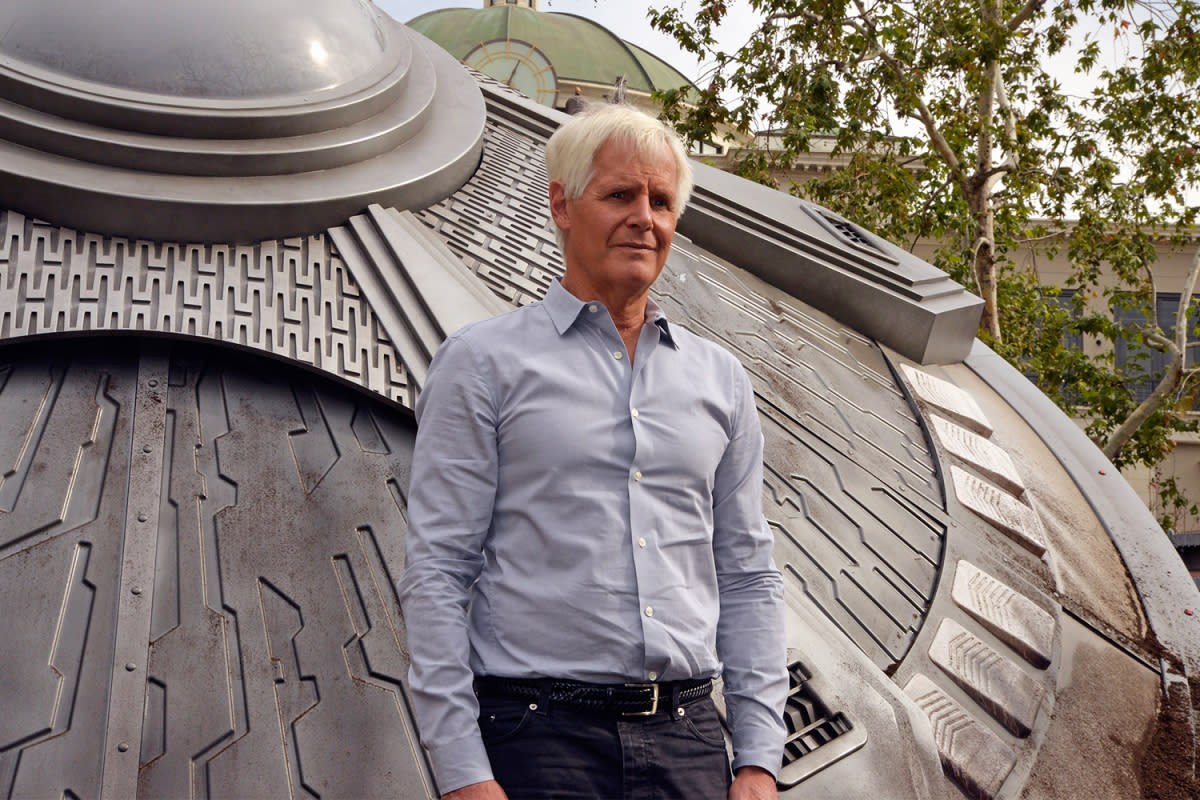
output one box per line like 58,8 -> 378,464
399,104 -> 787,800
565,85 -> 586,114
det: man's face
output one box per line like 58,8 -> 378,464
550,138 -> 679,302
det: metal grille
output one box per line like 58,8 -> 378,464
777,661 -> 864,788
782,663 -> 851,762
824,215 -> 876,248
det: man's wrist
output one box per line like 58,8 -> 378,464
426,734 -> 493,796
730,765 -> 778,800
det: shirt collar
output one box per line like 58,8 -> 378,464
543,280 -> 679,349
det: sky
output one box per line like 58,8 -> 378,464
372,0 -> 756,86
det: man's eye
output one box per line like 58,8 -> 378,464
610,191 -> 626,199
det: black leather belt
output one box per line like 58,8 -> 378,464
474,676 -> 713,716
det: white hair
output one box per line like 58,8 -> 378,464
545,104 -> 694,248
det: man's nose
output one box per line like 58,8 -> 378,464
627,193 -> 652,228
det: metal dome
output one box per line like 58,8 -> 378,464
0,0 -> 486,243
0,0 -> 388,99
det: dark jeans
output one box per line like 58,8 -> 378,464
478,694 -> 733,800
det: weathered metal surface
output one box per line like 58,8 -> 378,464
952,560 -> 1055,670
904,673 -> 1018,800
0,344 -> 135,798
928,618 -> 1047,738
101,346 -> 168,798
0,342 -> 433,798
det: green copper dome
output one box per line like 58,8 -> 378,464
408,5 -> 696,107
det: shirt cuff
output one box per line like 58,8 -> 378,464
731,727 -> 785,779
426,733 -> 494,795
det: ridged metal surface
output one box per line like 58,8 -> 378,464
0,341 -> 432,799
0,211 -> 412,406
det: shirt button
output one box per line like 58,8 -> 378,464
645,606 -> 654,617
613,351 -> 623,360
633,470 -> 642,481
631,408 -> 639,418
638,537 -> 646,548
588,303 -> 599,313
648,671 -> 658,681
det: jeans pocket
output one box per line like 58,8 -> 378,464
681,701 -> 729,750
479,698 -> 536,744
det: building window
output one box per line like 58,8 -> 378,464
1113,292 -> 1200,404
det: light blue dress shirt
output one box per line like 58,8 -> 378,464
399,279 -> 787,793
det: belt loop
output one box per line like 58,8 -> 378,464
670,682 -> 683,717
535,678 -> 553,715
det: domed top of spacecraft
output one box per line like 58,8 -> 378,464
0,0 -> 388,100
0,0 -> 486,243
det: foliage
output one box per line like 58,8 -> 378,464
649,0 -> 1200,514
1153,473 -> 1200,534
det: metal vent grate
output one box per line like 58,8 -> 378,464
777,660 -> 866,788
825,216 -> 875,248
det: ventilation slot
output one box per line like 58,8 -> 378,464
825,216 -> 875,248
777,660 -> 867,788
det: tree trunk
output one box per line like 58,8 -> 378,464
968,181 -> 1001,341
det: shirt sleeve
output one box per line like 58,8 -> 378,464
398,331 -> 499,794
712,362 -> 789,777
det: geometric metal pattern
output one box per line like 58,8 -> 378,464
0,340 -> 431,798
951,467 -> 1048,558
900,364 -> 994,437
0,343 -> 136,799
415,116 -> 565,307
952,561 -> 1055,669
928,618 -> 1047,738
894,363 -> 1062,797
904,673 -> 1018,800
931,416 -> 1025,497
657,243 -> 948,671
329,205 -> 511,396
0,211 -> 412,407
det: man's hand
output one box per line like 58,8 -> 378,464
442,779 -> 508,800
729,766 -> 778,800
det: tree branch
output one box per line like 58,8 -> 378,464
1007,0 -> 1048,31
1102,245 -> 1200,462
994,73 -> 1021,175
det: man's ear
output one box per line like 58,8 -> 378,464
549,179 -> 570,233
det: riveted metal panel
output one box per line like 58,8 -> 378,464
0,341 -> 433,799
0,341 -> 137,797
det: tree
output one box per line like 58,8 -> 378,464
649,0 -> 1200,508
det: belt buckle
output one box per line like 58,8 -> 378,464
622,683 -> 659,716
